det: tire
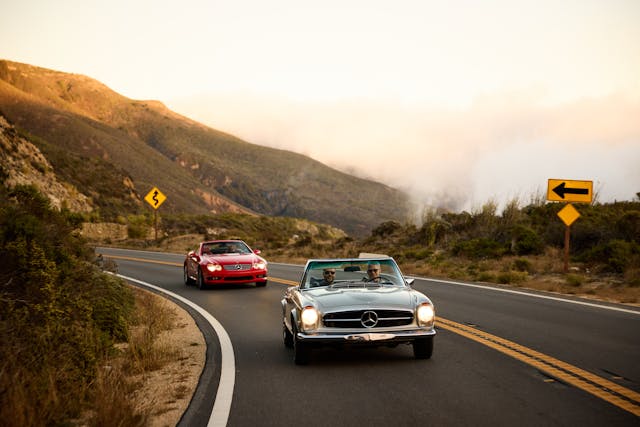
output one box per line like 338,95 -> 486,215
184,265 -> 193,286
256,280 -> 267,287
283,324 -> 293,348
292,323 -> 309,365
413,336 -> 434,359
197,269 -> 206,290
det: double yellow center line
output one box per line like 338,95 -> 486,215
438,318 -> 640,416
105,254 -> 640,416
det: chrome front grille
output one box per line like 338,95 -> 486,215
223,263 -> 251,271
323,309 -> 414,328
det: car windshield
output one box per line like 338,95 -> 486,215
301,259 -> 406,289
202,241 -> 251,255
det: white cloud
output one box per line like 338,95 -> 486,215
167,91 -> 640,212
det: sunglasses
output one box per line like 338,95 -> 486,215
324,271 -> 336,275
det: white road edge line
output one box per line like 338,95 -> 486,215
116,274 -> 235,427
406,276 -> 640,316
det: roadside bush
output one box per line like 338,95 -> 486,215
496,271 -> 528,285
580,240 -> 640,273
370,220 -> 403,238
127,214 -> 150,239
451,238 -> 507,259
565,274 -> 585,287
0,185 -> 135,426
512,258 -> 534,273
403,246 -> 433,260
510,224 -> 545,255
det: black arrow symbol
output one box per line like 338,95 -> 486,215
152,190 -> 159,206
553,182 -> 589,199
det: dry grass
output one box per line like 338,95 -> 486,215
102,235 -> 640,306
73,287 -> 205,427
400,247 -> 639,305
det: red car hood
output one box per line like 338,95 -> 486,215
202,253 -> 261,265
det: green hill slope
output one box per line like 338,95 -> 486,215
0,60 -> 410,235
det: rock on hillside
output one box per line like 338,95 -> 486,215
0,114 -> 93,212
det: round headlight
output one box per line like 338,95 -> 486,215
253,261 -> 266,270
417,303 -> 435,327
301,306 -> 319,330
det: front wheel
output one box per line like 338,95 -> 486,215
184,265 -> 193,286
283,324 -> 293,348
413,336 -> 434,359
256,280 -> 267,287
292,323 -> 310,365
197,269 -> 206,290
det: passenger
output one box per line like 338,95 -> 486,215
364,262 -> 382,282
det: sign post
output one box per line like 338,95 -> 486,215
144,187 -> 167,241
556,204 -> 581,273
547,179 -> 591,273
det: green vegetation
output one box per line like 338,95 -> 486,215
105,194 -> 639,302
0,185 -> 179,426
356,196 -> 640,300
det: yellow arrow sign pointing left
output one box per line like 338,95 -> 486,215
547,179 -> 593,203
144,187 -> 167,210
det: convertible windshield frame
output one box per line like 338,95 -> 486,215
300,258 -> 407,289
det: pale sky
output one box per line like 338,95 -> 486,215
2,0 -> 639,213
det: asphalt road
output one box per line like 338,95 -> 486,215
98,247 -> 640,426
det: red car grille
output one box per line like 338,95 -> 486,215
223,264 -> 252,271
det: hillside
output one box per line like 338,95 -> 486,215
0,60 -> 411,235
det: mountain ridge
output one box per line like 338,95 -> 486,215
0,59 -> 411,236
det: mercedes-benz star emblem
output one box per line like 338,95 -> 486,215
361,311 -> 379,328
235,264 -> 241,270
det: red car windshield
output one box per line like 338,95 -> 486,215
202,242 -> 251,255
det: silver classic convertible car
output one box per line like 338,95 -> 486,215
281,256 -> 436,364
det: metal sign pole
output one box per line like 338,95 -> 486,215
564,225 -> 570,273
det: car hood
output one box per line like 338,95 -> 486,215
202,253 -> 260,265
306,286 -> 414,312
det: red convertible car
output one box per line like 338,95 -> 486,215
184,240 -> 268,289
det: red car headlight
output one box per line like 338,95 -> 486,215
206,263 -> 222,272
253,261 -> 267,270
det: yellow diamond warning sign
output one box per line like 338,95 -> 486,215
144,187 -> 166,210
557,203 -> 581,227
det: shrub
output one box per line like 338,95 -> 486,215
127,214 -> 150,239
371,220 -> 403,238
451,238 -> 507,259
565,274 -> 585,287
510,225 -> 545,255
513,258 -> 534,273
0,185 -> 135,425
497,271 -> 528,284
403,246 -> 433,260
581,240 -> 640,273
476,271 -> 496,282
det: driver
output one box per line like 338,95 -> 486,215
318,268 -> 336,286
364,262 -> 381,282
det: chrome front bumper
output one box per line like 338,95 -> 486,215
296,328 -> 435,345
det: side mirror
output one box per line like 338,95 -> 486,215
405,278 -> 415,287
253,249 -> 262,255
